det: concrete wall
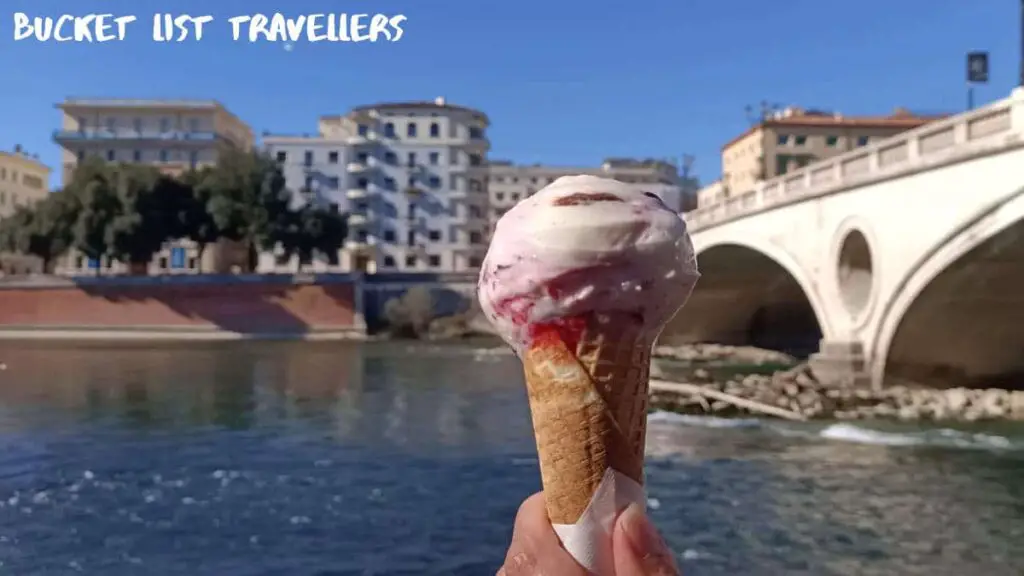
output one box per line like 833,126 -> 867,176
0,274 -> 362,340
360,272 -> 477,333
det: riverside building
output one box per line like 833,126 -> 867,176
487,158 -> 686,232
263,97 -> 491,273
51,98 -> 255,275
0,145 -> 50,219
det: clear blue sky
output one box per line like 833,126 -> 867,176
2,0 -> 1021,189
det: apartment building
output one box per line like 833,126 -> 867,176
0,146 -> 50,219
721,106 -> 943,196
52,98 -> 255,275
264,97 -> 490,273
487,158 -> 684,230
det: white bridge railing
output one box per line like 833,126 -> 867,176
684,88 -> 1024,232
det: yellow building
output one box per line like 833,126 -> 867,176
51,99 -> 255,276
720,107 -> 944,197
0,146 -> 50,219
53,98 -> 254,187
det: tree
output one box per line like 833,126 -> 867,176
0,190 -> 79,273
177,167 -> 219,272
197,146 -> 292,270
107,164 -> 171,274
67,159 -> 121,274
279,205 -> 349,270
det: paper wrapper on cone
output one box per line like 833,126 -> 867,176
522,312 -> 653,575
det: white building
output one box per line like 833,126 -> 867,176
487,158 -> 684,231
262,97 -> 491,273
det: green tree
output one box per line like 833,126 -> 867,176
67,159 -> 121,273
0,190 -> 80,273
196,146 -> 291,270
177,167 -> 219,271
279,205 -> 349,270
107,164 -> 169,273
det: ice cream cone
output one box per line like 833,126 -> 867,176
522,312 -> 653,524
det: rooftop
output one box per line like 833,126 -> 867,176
722,107 -> 948,150
348,97 -> 490,125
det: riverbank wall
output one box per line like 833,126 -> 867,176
0,272 -> 484,340
0,274 -> 364,340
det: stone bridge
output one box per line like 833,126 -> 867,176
663,88 -> 1024,389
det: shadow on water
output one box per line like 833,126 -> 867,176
0,341 -> 1021,575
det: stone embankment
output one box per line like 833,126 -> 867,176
651,345 -> 1024,422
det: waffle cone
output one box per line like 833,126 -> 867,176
522,313 -> 653,525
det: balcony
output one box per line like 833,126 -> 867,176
349,213 -> 369,226
346,160 -> 369,172
346,133 -> 375,146
346,187 -> 368,199
53,129 -> 219,145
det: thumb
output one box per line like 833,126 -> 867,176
612,504 -> 680,575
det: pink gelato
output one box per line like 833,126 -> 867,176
478,175 -> 699,353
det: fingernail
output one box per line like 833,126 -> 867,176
619,504 -> 678,574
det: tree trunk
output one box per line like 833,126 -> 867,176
196,244 -> 206,274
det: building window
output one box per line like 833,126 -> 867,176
106,150 -> 115,161
428,230 -> 441,241
407,176 -> 417,189
470,232 -> 483,244
356,230 -> 369,242
159,150 -> 168,162
428,152 -> 439,165
510,193 -> 520,201
468,154 -> 482,166
383,177 -> 396,191
428,255 -> 441,267
429,123 -> 440,138
856,136 -> 870,147
384,123 -> 395,138
383,230 -> 396,242
450,151 -> 459,165
133,118 -> 142,133
405,255 -> 417,267
825,135 -> 838,147
777,134 -> 790,146
276,151 -> 287,162
189,151 -> 198,166
105,117 -> 116,131
304,176 -> 313,191
794,135 -> 807,146
495,192 -> 505,201
77,117 -> 87,132
188,118 -> 199,132
469,256 -> 482,268
357,178 -> 368,189
159,118 -> 170,132
469,179 -> 481,192
328,151 -> 339,163
407,152 -> 416,167
428,176 -> 441,188
132,150 -> 141,162
383,256 -> 395,267
469,126 -> 484,139
357,124 -> 369,137
357,152 -> 369,164
326,177 -> 340,189
384,151 -> 397,165
407,230 -> 415,246
469,206 -> 482,217
407,122 -> 417,138
328,202 -> 339,213
304,151 -> 313,166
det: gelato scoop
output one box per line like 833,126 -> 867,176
479,174 -> 698,352
478,175 -> 699,575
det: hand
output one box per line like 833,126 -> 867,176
497,492 -> 680,575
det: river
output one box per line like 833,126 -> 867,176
0,341 -> 1021,575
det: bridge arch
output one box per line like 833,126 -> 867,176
661,238 -> 832,356
872,187 -> 1024,388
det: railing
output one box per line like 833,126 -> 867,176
684,88 -> 1024,232
53,130 -> 219,142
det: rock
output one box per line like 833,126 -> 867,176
897,406 -> 920,420
693,368 -> 711,381
944,388 -> 969,413
1010,391 -> 1024,419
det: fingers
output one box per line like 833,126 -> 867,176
497,492 -> 586,576
612,504 -> 680,575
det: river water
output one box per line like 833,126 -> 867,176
0,341 -> 1021,576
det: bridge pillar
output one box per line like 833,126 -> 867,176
808,340 -> 871,389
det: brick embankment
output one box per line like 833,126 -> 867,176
0,275 -> 364,341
